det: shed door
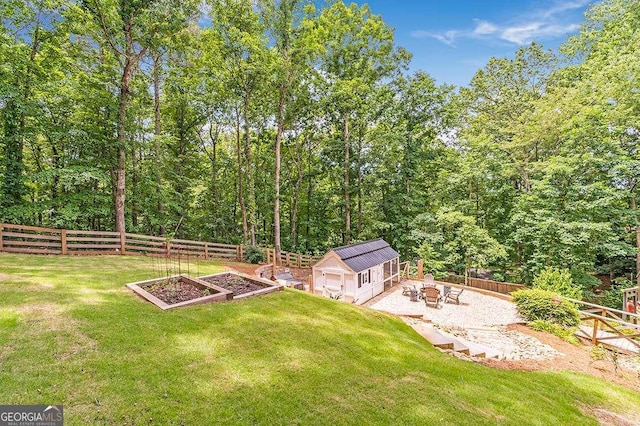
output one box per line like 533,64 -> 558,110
324,273 -> 342,291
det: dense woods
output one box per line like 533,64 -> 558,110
1,0 -> 639,294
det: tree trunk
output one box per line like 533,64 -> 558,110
131,143 -> 138,228
291,163 -> 304,249
357,125 -> 363,238
243,96 -> 256,245
115,55 -> 136,234
343,112 -> 351,244
209,124 -> 219,209
274,85 -> 286,262
152,52 -> 164,235
632,192 -> 639,286
236,109 -> 248,244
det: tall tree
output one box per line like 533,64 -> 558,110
80,0 -> 197,233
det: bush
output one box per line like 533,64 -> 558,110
512,288 -> 580,327
533,267 -> 582,300
529,319 -> 579,344
244,246 -> 265,264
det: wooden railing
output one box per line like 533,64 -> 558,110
441,274 -> 526,295
567,298 -> 640,355
0,223 -> 316,268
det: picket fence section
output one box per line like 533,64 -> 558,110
0,223 -> 313,267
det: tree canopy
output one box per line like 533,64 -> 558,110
1,0 -> 639,293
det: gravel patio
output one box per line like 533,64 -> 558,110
365,280 -> 523,328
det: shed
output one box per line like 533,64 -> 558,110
312,239 -> 400,304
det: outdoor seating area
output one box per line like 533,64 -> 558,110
400,275 -> 457,309
367,279 -> 522,328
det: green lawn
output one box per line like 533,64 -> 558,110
0,253 -> 638,425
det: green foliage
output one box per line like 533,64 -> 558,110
244,245 -> 266,264
529,320 -> 580,345
533,267 -> 583,300
415,242 -> 447,277
411,209 -> 507,276
0,0 -> 638,294
512,288 -> 581,327
597,278 -> 637,311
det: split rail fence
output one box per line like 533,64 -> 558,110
0,223 -> 317,268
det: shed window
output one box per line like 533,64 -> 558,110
358,270 -> 370,288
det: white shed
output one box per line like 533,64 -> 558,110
312,239 -> 400,304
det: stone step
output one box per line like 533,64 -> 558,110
412,324 -> 454,350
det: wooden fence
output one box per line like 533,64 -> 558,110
442,274 -> 526,295
264,248 -> 318,268
0,223 -> 316,268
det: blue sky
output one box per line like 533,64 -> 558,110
351,0 -> 593,87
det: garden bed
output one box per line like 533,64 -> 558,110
127,274 -> 232,310
198,272 -> 281,299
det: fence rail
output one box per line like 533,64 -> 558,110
566,298 -> 640,355
441,274 -> 526,295
0,223 -> 316,268
265,248 -> 319,268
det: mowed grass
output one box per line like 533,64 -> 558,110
0,254 -> 638,425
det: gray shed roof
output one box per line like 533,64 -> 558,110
332,239 -> 399,273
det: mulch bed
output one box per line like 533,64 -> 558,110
200,273 -> 268,296
140,277 -> 213,305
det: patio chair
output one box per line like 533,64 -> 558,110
423,286 -> 441,308
409,288 -> 419,302
444,288 -> 463,305
402,284 -> 416,296
443,285 -> 451,297
423,274 -> 436,288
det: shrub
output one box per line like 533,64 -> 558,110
512,288 -> 580,327
244,246 -> 266,264
533,267 -> 582,300
529,319 -> 579,344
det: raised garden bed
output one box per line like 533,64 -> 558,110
127,274 -> 232,310
198,272 -> 282,299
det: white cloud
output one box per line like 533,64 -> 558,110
473,20 -> 498,36
500,22 -> 580,45
411,30 -> 460,46
540,0 -> 591,18
412,1 -> 587,46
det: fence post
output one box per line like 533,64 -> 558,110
286,253 -> 291,267
238,245 -> 243,262
417,259 -> 424,280
120,232 -> 126,255
204,243 -> 209,260
61,229 -> 67,255
309,274 -> 313,294
592,318 -> 598,345
0,225 -> 3,252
